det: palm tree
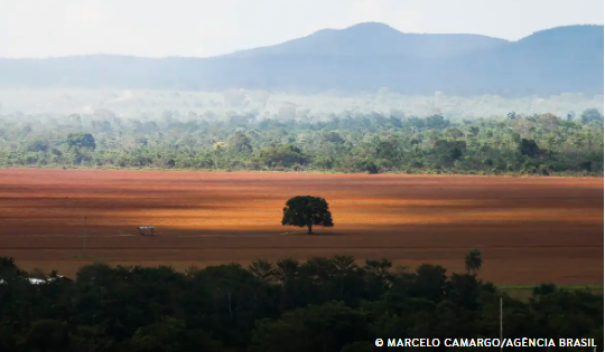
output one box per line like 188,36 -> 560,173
274,258 -> 300,282
248,260 -> 275,282
465,249 -> 483,275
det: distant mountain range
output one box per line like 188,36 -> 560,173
0,22 -> 602,96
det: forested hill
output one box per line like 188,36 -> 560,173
0,23 -> 602,96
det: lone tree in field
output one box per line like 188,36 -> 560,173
465,248 -> 483,275
282,196 -> 334,234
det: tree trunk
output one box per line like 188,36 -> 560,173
226,289 -> 233,321
307,222 -> 313,234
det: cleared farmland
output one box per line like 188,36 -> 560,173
0,169 -> 602,285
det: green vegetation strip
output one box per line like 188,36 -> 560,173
2,109 -> 603,176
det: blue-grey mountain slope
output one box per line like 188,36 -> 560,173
226,22 -> 508,58
0,23 -> 601,96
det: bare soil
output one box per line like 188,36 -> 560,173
0,169 -> 602,285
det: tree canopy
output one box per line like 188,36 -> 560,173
282,196 -> 334,234
0,110 -> 602,176
66,132 -> 96,151
0,255 -> 601,352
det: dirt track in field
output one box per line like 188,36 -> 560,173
0,169 -> 602,285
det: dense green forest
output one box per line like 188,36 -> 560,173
0,108 -> 603,175
0,255 -> 602,352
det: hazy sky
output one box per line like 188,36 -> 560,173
1,0 -> 602,58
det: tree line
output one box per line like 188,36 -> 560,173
0,253 -> 602,352
0,109 -> 602,175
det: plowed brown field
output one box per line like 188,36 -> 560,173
0,169 -> 602,285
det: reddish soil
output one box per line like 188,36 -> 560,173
0,169 -> 602,285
